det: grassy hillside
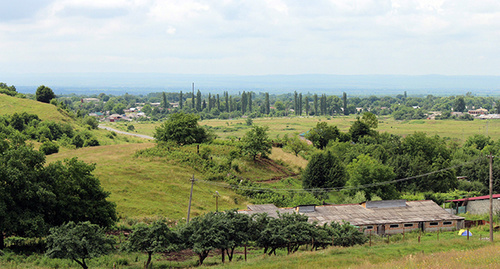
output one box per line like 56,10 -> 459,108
45,143 -> 252,221
0,94 -> 74,122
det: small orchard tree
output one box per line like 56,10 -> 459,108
125,221 -> 178,268
46,221 -> 113,269
240,125 -> 272,160
285,134 -> 308,156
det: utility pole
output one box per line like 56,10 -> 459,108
187,174 -> 195,223
489,154 -> 494,242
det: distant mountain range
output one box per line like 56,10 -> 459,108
4,73 -> 500,96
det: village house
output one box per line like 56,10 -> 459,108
447,194 -> 500,215
468,108 -> 488,116
240,200 -> 464,235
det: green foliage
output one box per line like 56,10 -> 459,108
39,141 -> 59,155
302,150 -> 346,192
0,142 -> 116,249
124,221 -> 177,268
45,221 -> 113,269
181,210 -> 253,265
35,85 -> 55,103
240,125 -> 272,160
360,112 -> 378,129
255,212 -> 316,255
154,112 -> 212,145
285,135 -> 309,156
83,116 -> 99,129
454,96 -> 466,112
349,119 -> 371,142
306,122 -> 342,149
346,154 -> 399,200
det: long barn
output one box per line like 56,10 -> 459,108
240,200 -> 464,235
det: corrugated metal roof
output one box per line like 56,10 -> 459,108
365,199 -> 407,209
241,200 -> 464,226
447,194 -> 500,202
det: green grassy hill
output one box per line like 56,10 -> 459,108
45,143 -> 254,221
0,94 -> 74,122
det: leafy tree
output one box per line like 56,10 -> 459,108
42,158 -> 117,228
302,150 -> 346,191
453,96 -> 466,112
154,112 -> 211,145
46,221 -> 113,269
256,212 -> 315,255
306,122 -> 341,149
286,135 -> 308,156
240,125 -> 272,160
360,112 -> 378,129
313,221 -> 367,250
36,85 -> 55,103
349,119 -> 371,143
125,221 -> 178,268
346,154 -> 399,200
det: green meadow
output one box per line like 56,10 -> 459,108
109,115 -> 500,144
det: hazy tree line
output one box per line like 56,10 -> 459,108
40,86 -> 499,121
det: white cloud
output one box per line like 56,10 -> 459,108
0,0 -> 498,76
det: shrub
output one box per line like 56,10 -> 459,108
39,141 -> 59,155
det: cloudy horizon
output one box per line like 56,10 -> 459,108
1,0 -> 499,77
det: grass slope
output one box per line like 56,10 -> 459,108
45,143 -> 250,221
0,94 -> 73,122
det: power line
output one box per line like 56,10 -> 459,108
195,156 -> 483,193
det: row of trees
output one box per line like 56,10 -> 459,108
46,211 -> 367,268
57,89 -> 499,122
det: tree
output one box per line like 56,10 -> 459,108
454,96 -> 466,112
306,122 -> 341,149
125,221 -> 178,268
179,91 -> 183,109
240,125 -> 272,160
265,93 -> 270,114
196,89 -> 202,112
349,120 -> 371,142
360,112 -> 378,129
302,150 -> 346,191
286,135 -> 308,156
36,85 -> 55,103
46,221 -> 113,269
342,92 -> 348,115
154,112 -> 211,145
346,154 -> 399,200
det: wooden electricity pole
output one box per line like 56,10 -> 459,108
187,175 -> 195,223
489,154 -> 494,242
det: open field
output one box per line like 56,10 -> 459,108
106,116 -> 500,144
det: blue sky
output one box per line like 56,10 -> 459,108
1,0 -> 499,76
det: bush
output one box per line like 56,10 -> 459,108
39,141 -> 59,155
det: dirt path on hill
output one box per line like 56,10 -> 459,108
98,124 -> 155,140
